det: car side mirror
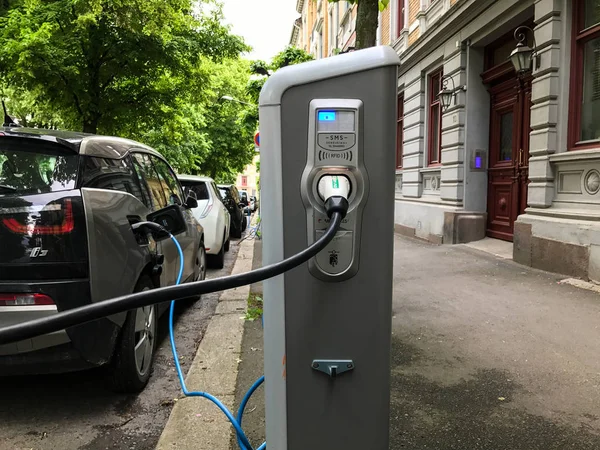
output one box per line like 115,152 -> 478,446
185,195 -> 198,209
146,204 -> 187,241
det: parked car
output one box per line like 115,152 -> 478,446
239,190 -> 249,206
218,184 -> 247,238
238,190 -> 252,216
0,127 -> 206,392
249,195 -> 258,212
179,175 -> 230,269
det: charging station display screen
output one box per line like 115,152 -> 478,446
318,111 -> 336,121
317,110 -> 355,132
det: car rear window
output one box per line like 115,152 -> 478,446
0,139 -> 79,196
181,180 -> 210,200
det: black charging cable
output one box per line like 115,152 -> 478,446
0,207 -> 346,345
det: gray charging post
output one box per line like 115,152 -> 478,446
259,46 -> 400,450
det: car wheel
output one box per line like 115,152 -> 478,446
108,276 -> 157,393
198,244 -> 207,281
232,220 -> 242,238
224,236 -> 230,252
242,216 -> 247,231
209,239 -> 225,269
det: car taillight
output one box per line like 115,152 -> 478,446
1,198 -> 74,235
200,200 -> 214,219
0,293 -> 55,306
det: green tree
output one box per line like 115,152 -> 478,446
1,85 -> 66,129
0,0 -> 247,134
124,57 -> 256,181
192,58 -> 257,181
246,46 -> 314,118
327,0 -> 389,49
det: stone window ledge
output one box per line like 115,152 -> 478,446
419,167 -> 441,173
550,147 -> 600,163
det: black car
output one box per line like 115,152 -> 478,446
218,184 -> 247,238
0,127 -> 206,392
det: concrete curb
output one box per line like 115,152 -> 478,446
156,237 -> 255,450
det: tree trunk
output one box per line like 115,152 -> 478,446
355,0 -> 379,49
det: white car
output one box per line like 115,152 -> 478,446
179,175 -> 231,269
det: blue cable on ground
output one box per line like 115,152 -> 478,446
168,234 -> 266,450
236,376 -> 265,449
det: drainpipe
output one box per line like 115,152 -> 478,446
377,10 -> 382,45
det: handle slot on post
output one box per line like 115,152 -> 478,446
311,360 -> 354,378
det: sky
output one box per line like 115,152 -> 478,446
221,0 -> 299,62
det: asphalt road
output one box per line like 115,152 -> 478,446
0,240 -> 241,450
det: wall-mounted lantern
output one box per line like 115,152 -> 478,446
438,75 -> 466,112
509,26 -> 541,74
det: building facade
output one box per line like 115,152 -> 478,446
236,153 -> 260,198
290,0 -> 402,56
392,0 -> 600,281
291,0 -> 600,282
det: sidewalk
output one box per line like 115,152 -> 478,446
230,234 -> 600,449
156,216 -> 257,450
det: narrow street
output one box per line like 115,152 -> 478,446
390,235 -> 600,449
0,242 -> 241,450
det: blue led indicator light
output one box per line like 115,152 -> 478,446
318,111 -> 336,121
475,155 -> 482,169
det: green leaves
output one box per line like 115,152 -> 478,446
379,0 -> 390,12
0,0 -> 255,180
0,0 -> 247,134
246,46 -> 314,104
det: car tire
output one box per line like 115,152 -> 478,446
209,240 -> 225,269
224,236 -> 230,252
232,220 -> 242,238
242,216 -> 247,231
198,243 -> 207,282
108,276 -> 157,393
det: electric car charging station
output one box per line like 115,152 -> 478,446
260,45 -> 400,449
0,45 -> 400,450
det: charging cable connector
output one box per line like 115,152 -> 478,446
318,175 -> 351,218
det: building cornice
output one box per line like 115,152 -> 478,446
398,0 -> 496,75
289,17 -> 302,45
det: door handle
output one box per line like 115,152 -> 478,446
518,148 -> 524,166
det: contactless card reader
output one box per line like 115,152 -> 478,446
301,100 -> 368,281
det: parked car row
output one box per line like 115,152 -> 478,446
237,189 -> 259,215
0,127 -> 252,393
179,175 -> 230,269
218,184 -> 248,238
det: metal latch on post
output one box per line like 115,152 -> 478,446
311,360 -> 354,378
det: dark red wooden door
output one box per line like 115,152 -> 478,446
487,77 -> 532,241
